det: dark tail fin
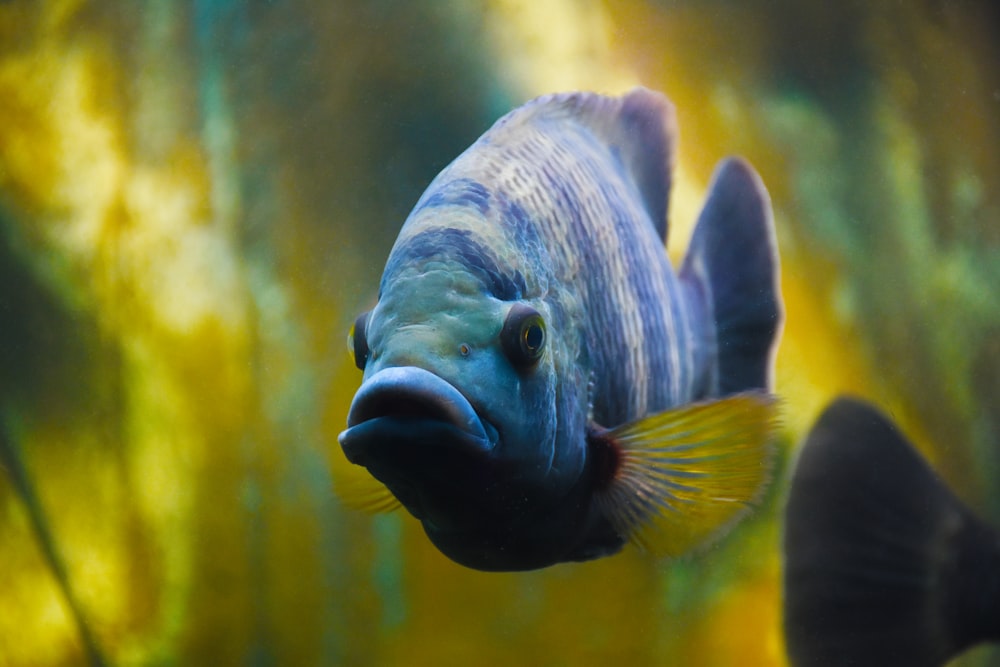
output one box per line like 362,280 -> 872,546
783,397 -> 1000,667
679,157 -> 782,395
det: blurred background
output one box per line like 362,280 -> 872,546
1,1 -> 998,665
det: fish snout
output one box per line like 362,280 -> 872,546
339,366 -> 495,466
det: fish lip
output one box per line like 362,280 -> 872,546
338,366 -> 496,464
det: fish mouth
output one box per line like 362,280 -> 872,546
338,367 -> 497,491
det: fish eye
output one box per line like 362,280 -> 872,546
349,311 -> 371,370
501,304 -> 546,369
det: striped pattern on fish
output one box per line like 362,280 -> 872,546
339,88 -> 782,571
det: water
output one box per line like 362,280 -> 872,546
0,1 -> 997,665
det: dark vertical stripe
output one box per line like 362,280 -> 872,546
419,178 -> 492,214
496,192 -> 553,288
381,227 -> 526,301
547,152 -> 635,426
542,132 -> 694,423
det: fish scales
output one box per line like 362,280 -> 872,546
406,109 -> 699,427
340,88 -> 781,571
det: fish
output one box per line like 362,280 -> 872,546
783,396 -> 1000,666
337,87 -> 783,571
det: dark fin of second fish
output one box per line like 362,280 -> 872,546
679,158 -> 782,395
783,397 -> 1000,667
508,87 -> 676,240
590,391 -> 777,558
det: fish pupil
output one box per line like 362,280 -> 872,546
500,304 -> 546,369
522,321 -> 544,354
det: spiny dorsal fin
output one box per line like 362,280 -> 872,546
592,391 -> 777,557
500,87 -> 676,241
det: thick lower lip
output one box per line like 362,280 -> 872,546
338,366 -> 496,465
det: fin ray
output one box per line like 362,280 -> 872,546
594,391 -> 777,557
335,473 -> 402,514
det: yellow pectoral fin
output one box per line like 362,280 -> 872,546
594,391 -> 778,558
334,472 -> 402,514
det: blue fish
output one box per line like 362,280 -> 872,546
783,397 -> 1000,666
339,88 -> 782,571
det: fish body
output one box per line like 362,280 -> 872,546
339,88 -> 782,571
783,397 -> 1000,666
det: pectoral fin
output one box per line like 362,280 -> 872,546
590,391 -> 777,557
335,473 -> 402,513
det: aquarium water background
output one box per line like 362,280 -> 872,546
0,1 -> 998,665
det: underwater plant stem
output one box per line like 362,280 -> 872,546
0,420 -> 109,667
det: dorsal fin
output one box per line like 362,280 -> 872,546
679,158 -> 782,395
498,87 -> 677,241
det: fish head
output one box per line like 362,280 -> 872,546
338,247 -> 581,564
